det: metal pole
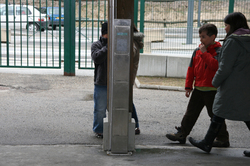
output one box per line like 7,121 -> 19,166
106,0 -> 116,153
5,0 -> 9,66
186,0 -> 194,44
104,0 -> 135,154
197,0 -> 201,27
140,0 -> 145,53
134,0 -> 138,26
228,0 -> 235,14
117,0 -> 134,120
64,0 -> 76,76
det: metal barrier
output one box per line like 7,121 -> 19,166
0,0 -> 107,71
0,0 -> 63,68
136,0 -> 250,54
1,0 -> 250,71
76,0 -> 107,70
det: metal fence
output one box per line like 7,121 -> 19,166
0,0 -> 63,68
0,0 -> 107,70
76,0 -> 107,69
1,0 -> 250,70
138,0 -> 250,55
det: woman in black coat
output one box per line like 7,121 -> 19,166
189,12 -> 250,157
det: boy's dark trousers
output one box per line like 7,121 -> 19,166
180,89 -> 229,142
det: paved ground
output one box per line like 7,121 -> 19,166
0,68 -> 249,165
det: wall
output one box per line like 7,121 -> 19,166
137,53 -> 190,78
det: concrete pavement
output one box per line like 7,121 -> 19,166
0,145 -> 249,166
0,68 -> 249,165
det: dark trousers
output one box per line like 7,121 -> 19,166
132,103 -> 139,128
213,115 -> 250,131
181,89 -> 229,142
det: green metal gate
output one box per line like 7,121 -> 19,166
0,0 -> 107,72
1,0 -> 249,74
136,0 -> 250,54
76,0 -> 107,70
0,0 -> 63,68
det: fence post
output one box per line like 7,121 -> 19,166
64,0 -> 76,76
197,0 -> 201,27
229,0 -> 235,13
134,0 -> 138,25
140,0 -> 145,53
186,0 -> 194,44
5,1 -> 9,66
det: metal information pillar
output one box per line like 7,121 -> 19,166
103,19 -> 135,154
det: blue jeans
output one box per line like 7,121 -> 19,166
93,85 -> 107,134
93,85 -> 139,132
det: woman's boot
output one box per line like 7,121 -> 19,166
243,122 -> 250,157
244,150 -> 250,157
188,120 -> 222,153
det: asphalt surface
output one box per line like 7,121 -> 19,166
0,68 -> 249,165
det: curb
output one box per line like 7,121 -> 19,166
135,78 -> 185,92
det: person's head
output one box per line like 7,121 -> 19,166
101,21 -> 108,38
199,24 -> 217,47
224,12 -> 249,38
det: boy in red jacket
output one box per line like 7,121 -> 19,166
166,24 -> 230,147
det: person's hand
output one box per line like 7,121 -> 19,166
199,43 -> 207,53
185,90 -> 192,98
101,37 -> 108,46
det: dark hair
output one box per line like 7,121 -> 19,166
199,24 -> 218,37
224,12 -> 249,38
101,21 -> 108,35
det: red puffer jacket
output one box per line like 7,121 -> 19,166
185,42 -> 221,90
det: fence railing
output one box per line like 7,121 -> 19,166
137,0 -> 250,54
76,0 -> 107,69
1,0 -> 250,70
0,0 -> 63,68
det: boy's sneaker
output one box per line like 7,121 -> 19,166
212,140 -> 230,147
95,133 -> 103,138
166,126 -> 186,144
135,128 -> 140,135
